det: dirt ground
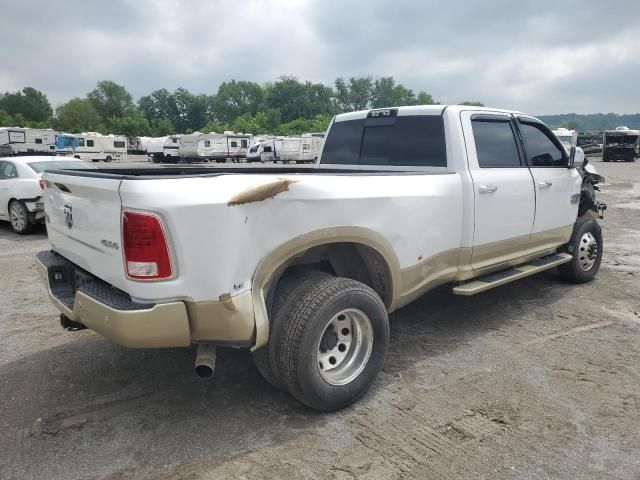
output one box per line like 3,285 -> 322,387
1,158 -> 639,479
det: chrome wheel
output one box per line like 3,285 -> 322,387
317,308 -> 373,386
10,202 -> 27,232
578,232 -> 598,271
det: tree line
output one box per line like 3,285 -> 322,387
0,77 -> 484,137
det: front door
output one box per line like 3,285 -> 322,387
461,112 -> 536,271
517,117 -> 581,251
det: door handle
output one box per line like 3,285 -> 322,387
478,185 -> 498,194
538,181 -> 553,189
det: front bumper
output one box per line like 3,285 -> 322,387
36,251 -> 191,348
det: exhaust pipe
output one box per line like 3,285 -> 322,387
60,314 -> 87,331
194,343 -> 217,379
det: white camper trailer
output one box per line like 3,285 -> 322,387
73,133 -> 128,162
147,136 -> 168,162
127,136 -> 151,154
0,128 -> 57,156
552,128 -> 577,152
246,137 -> 282,163
179,132 -> 253,163
273,133 -> 324,164
146,135 -> 181,163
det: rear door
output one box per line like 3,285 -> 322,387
516,117 -> 580,250
44,172 -> 126,288
461,112 -> 536,270
0,161 -> 16,216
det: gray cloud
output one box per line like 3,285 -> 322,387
1,0 -> 639,114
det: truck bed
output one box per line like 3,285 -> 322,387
45,166 -> 446,179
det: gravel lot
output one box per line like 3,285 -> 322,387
1,157 -> 639,479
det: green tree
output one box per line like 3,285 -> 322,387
458,101 -> 485,107
416,91 -> 438,105
213,80 -> 264,123
0,87 -> 52,122
334,76 -> 373,111
371,77 -> 417,108
87,80 -> 135,121
265,76 -> 334,123
54,98 -> 104,133
139,88 -> 178,126
152,118 -> 175,136
107,112 -> 152,136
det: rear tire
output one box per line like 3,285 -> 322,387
9,201 -> 34,234
558,217 -> 603,283
277,276 -> 389,411
253,270 -> 332,391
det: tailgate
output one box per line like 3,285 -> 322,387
44,172 -> 126,289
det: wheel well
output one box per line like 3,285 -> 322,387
266,242 -> 393,312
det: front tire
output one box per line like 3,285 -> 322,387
9,201 -> 34,234
277,276 -> 389,411
558,217 -> 603,283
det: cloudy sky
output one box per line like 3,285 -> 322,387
1,0 -> 639,114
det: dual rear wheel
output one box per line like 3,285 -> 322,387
254,271 -> 389,412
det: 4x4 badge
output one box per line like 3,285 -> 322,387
63,203 -> 73,229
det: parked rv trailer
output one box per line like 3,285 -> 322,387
146,136 -> 168,162
552,128 -> 577,151
54,133 -> 80,156
273,133 -> 324,164
73,133 -> 127,162
0,128 -> 57,156
127,136 -> 151,154
164,135 -> 181,161
179,132 -> 252,163
603,126 -> 640,162
246,137 -> 282,163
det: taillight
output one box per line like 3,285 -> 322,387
122,211 -> 172,280
39,179 -> 45,190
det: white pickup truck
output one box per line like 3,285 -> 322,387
36,105 -> 606,411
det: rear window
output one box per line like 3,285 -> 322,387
27,161 -> 93,173
321,115 -> 447,167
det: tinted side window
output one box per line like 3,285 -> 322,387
322,115 -> 447,167
114,141 -> 126,148
77,138 -> 85,147
241,139 -> 248,148
472,119 -> 522,167
520,122 -> 566,167
87,140 -> 94,147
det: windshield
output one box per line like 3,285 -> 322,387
605,134 -> 639,146
27,160 -> 93,173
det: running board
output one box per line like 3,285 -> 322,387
453,253 -> 572,296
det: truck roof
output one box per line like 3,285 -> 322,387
333,104 -> 524,122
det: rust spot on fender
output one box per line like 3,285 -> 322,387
218,293 -> 236,312
227,178 -> 298,206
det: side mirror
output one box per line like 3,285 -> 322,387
568,146 -> 576,168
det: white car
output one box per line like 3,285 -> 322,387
37,105 -> 606,411
0,155 -> 93,234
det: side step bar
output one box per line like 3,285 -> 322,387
453,253 -> 572,296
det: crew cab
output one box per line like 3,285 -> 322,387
36,105 -> 605,411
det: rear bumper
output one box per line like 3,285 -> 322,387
35,251 -> 256,348
24,197 -> 45,219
